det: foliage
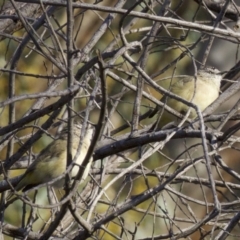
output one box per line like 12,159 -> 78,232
0,0 -> 240,239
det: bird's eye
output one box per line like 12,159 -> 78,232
206,66 -> 220,74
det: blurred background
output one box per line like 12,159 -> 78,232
1,0 -> 240,239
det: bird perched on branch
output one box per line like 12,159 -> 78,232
8,122 -> 94,197
149,67 -> 222,126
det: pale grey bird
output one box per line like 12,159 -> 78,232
12,123 -> 94,193
149,67 -> 222,124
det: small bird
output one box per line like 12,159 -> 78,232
149,67 -> 222,124
11,123 -> 94,194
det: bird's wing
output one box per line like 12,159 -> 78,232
149,76 -> 196,118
